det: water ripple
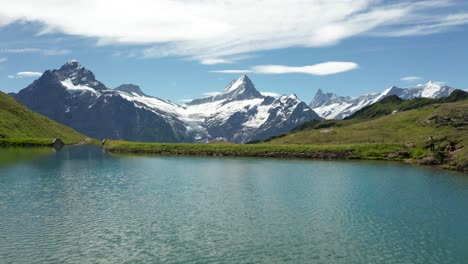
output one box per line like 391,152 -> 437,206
0,146 -> 467,263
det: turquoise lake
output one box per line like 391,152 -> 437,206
1,146 -> 468,263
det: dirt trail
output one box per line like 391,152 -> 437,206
75,138 -> 93,145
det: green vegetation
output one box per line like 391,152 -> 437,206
0,147 -> 53,165
0,138 -> 58,147
347,89 -> 468,120
106,96 -> 468,171
0,91 -> 87,146
105,140 -> 405,161
268,99 -> 468,171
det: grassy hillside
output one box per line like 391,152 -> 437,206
0,91 -> 87,145
346,89 -> 468,120
268,99 -> 468,170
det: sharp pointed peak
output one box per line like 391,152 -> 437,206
316,88 -> 325,94
237,74 -> 252,82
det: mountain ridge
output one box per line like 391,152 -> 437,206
310,81 -> 458,120
13,61 -> 321,143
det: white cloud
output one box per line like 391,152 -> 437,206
211,62 -> 358,76
209,70 -> 254,74
401,76 -> 423,82
199,58 -> 233,65
8,71 -> 42,78
0,0 -> 465,61
0,58 -> 7,63
0,48 -> 70,56
203,92 -> 221,97
376,13 -> 468,37
253,62 -> 359,76
260,92 -> 282,98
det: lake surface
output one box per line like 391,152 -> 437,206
1,146 -> 468,263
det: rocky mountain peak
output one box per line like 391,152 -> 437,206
188,75 -> 263,105
51,61 -> 106,91
310,81 -> 457,120
309,89 -> 345,108
216,75 -> 263,101
115,84 -> 147,97
60,60 -> 82,71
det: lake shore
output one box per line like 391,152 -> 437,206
103,140 -> 468,172
0,137 -> 97,147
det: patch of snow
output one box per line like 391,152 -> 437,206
421,81 -> 442,98
244,103 -> 271,128
224,76 -> 246,92
61,79 -> 99,96
313,101 -> 352,119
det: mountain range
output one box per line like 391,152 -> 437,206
310,81 -> 457,119
13,61 -> 320,143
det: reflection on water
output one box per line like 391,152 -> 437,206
0,146 -> 468,263
0,147 -> 53,166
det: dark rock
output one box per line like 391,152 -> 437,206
52,138 -> 64,150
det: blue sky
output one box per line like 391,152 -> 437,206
1,0 -> 468,103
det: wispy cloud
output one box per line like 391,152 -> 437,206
253,62 -> 359,76
0,48 -> 70,56
209,70 -> 254,74
401,76 -> 423,82
199,58 -> 233,65
8,71 -> 42,78
203,92 -> 221,97
0,0 -> 466,61
260,92 -> 282,98
375,13 -> 468,37
0,57 -> 7,63
211,62 -> 358,76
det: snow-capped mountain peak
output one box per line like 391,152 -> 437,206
14,64 -> 322,143
309,89 -> 352,109
225,75 -> 250,91
310,81 -> 457,120
189,75 -> 263,105
217,74 -> 262,100
52,61 -> 106,91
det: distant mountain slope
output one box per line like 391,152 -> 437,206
347,89 -> 468,120
270,98 -> 468,152
0,91 -> 86,143
267,98 -> 468,170
15,62 -> 190,143
310,81 -> 458,119
13,61 -> 321,143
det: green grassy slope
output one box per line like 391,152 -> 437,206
346,89 -> 468,120
0,91 -> 87,145
268,99 -> 468,170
